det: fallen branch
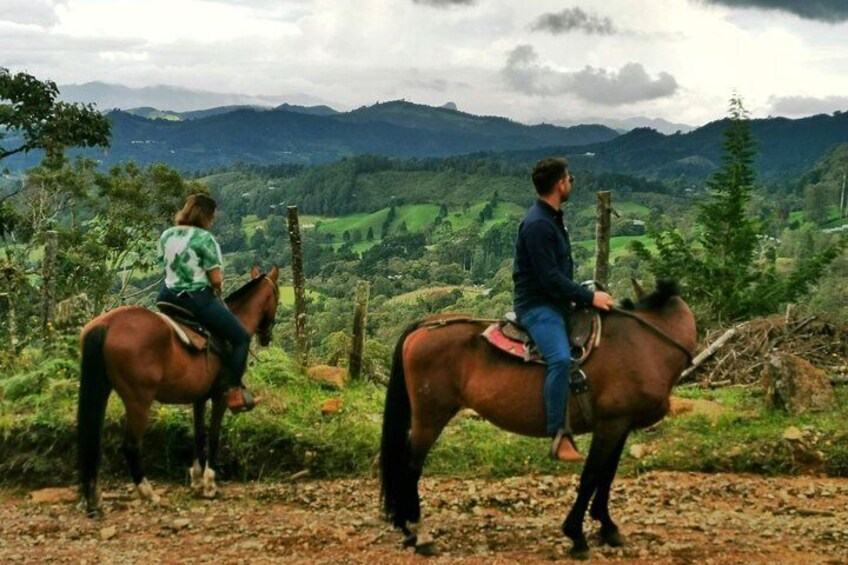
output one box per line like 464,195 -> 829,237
679,326 -> 739,381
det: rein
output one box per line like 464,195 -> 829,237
609,306 -> 693,365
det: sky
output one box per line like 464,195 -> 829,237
2,0 -> 848,126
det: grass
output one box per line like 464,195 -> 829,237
577,201 -> 650,219
575,235 -> 654,259
2,345 -> 846,485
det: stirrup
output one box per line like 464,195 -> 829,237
228,387 -> 259,413
550,428 -> 583,463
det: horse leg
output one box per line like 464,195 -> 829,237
121,401 -> 159,504
562,420 -> 629,560
202,396 -> 227,499
189,400 -> 207,494
400,414 -> 455,556
589,432 -> 629,547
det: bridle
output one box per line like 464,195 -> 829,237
609,306 -> 694,365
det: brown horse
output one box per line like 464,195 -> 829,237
77,266 -> 280,516
380,280 -> 696,559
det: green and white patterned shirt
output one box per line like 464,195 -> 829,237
158,226 -> 223,292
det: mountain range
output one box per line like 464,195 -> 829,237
4,82 -> 848,184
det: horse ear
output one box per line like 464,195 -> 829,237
251,266 -> 260,279
269,265 -> 280,283
630,278 -> 646,300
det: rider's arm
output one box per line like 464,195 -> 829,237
207,267 -> 223,298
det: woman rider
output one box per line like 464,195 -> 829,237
157,193 -> 258,412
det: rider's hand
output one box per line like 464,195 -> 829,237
592,291 -> 614,311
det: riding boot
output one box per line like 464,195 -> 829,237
551,406 -> 583,462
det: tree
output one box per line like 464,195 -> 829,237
0,68 -> 110,164
634,96 -> 841,325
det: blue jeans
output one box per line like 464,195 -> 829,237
518,304 -> 571,436
158,286 -> 250,387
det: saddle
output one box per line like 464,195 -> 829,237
482,307 -> 601,428
481,307 -> 601,366
156,301 -> 223,353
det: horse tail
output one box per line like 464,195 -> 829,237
77,324 -> 112,507
380,320 -> 422,528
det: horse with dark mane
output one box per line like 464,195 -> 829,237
380,280 -> 696,559
77,266 -> 279,516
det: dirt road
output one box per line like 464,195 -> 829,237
2,472 -> 847,564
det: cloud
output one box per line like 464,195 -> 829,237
769,95 -> 848,116
1,0 -> 68,27
411,0 -> 477,7
698,0 -> 848,22
502,44 -> 678,105
531,7 -> 615,35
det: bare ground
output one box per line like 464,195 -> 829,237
2,471 -> 848,564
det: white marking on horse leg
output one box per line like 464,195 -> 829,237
137,478 -> 161,504
189,459 -> 203,492
202,466 -> 217,499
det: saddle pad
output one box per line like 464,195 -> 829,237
157,313 -> 209,351
481,323 -> 543,364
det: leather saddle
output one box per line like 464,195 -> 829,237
481,307 -> 601,365
156,301 -> 223,353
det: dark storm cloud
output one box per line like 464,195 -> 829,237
699,0 -> 848,22
502,44 -> 678,105
531,7 -> 616,35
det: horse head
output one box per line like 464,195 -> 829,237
253,265 -> 280,347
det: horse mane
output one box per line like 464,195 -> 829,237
225,275 -> 265,305
619,279 -> 679,311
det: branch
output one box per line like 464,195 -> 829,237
678,325 -> 741,381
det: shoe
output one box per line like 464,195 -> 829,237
550,429 -> 584,463
227,387 -> 260,413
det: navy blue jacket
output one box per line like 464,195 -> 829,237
513,200 -> 594,315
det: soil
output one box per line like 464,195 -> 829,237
2,471 -> 848,564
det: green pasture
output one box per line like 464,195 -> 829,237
574,235 -> 654,259
577,201 -> 650,219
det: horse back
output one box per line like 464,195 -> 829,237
83,305 -> 220,403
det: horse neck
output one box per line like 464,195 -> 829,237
227,291 -> 266,336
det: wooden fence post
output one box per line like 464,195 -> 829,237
594,191 -> 611,287
42,230 -> 58,340
348,280 -> 370,380
287,206 -> 308,372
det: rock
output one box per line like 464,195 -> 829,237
172,518 -> 190,530
30,488 -> 77,504
321,397 -> 343,415
307,365 -> 348,390
629,444 -> 651,460
782,426 -> 825,472
762,353 -> 836,414
668,397 -> 694,416
100,526 -> 118,540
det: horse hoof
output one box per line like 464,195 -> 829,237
202,486 -> 217,499
569,546 -> 590,561
415,541 -> 438,556
601,529 -> 625,547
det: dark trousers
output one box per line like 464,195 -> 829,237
158,286 -> 250,387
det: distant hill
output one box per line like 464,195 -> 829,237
554,116 -> 695,135
58,81 -> 332,112
124,103 -> 339,121
479,111 -> 848,184
2,100 -> 620,171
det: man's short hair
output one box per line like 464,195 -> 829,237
532,157 -> 568,195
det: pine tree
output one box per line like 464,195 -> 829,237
695,95 -> 761,320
